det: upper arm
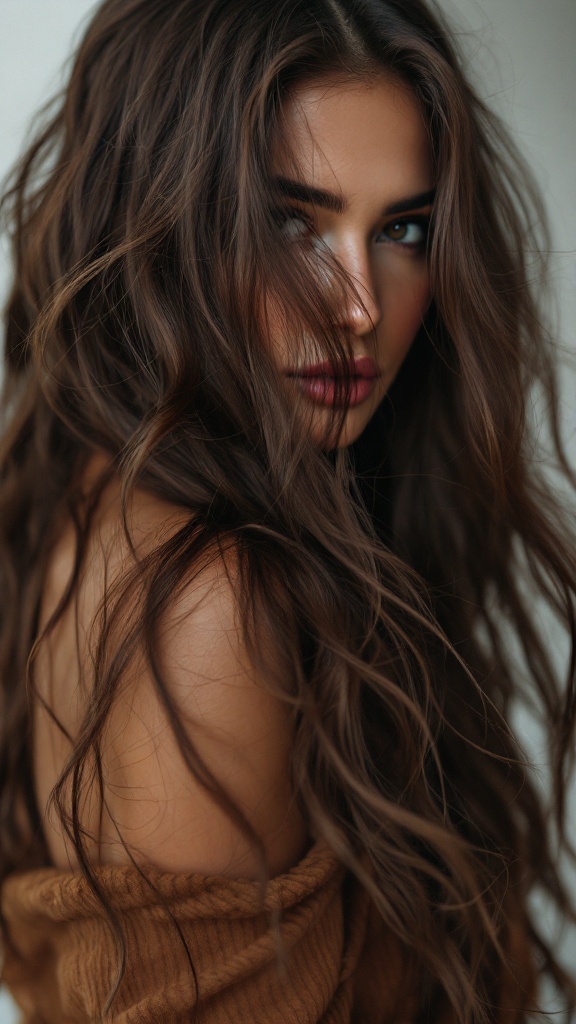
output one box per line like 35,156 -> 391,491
98,549 -> 311,878
34,465 -> 311,879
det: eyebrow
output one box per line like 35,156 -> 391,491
273,176 -> 436,216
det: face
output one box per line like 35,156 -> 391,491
268,74 -> 434,448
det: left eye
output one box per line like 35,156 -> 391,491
378,218 -> 428,247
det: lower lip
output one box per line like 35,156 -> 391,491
291,375 -> 377,407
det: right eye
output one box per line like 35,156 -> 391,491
274,207 -> 313,241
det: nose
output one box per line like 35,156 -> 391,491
336,245 -> 382,337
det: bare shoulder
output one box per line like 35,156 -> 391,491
34,454 -> 311,879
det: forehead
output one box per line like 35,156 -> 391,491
272,75 -> 433,202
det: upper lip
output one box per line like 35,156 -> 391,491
287,357 -> 380,379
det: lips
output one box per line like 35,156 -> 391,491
286,356 -> 380,407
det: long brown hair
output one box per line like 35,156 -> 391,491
1,0 -> 575,1020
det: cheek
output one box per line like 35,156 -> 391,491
379,268 -> 430,369
258,294 -> 292,368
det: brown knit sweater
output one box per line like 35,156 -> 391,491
0,834 -> 422,1024
0,834 -> 535,1024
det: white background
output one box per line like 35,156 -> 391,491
1,1 -> 575,1020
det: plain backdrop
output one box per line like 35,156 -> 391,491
0,1 -> 575,1021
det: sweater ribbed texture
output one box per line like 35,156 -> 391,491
0,835 -> 389,1024
0,834 -> 537,1024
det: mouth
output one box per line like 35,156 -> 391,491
286,356 -> 380,407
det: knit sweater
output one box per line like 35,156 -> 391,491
0,834 -> 534,1024
0,834 -> 417,1024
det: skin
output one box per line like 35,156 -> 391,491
269,74 -> 435,448
34,465 -> 311,876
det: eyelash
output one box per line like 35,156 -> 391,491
274,207 -> 431,252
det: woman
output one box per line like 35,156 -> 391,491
0,0 -> 574,1020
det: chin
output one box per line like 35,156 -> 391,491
315,410 -> 374,451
